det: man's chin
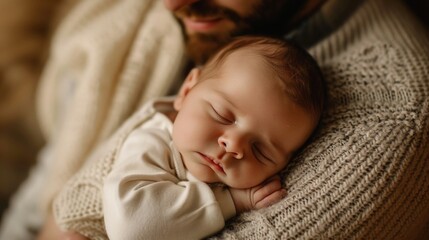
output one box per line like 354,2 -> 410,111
186,33 -> 231,65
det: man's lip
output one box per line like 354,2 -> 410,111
198,153 -> 225,174
182,17 -> 223,32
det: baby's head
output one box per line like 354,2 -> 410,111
172,36 -> 325,189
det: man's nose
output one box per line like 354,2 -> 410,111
163,0 -> 200,11
218,134 -> 245,160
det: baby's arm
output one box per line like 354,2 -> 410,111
228,176 -> 287,213
104,128 -> 235,240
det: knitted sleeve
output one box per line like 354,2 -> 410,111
53,103 -> 157,240
212,0 -> 429,239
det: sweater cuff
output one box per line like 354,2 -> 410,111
212,186 -> 236,220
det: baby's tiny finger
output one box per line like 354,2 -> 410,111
254,179 -> 282,200
254,189 -> 287,209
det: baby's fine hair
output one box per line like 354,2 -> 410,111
200,36 -> 325,121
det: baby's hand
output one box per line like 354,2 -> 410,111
229,176 -> 287,213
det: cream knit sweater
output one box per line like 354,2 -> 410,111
38,0 -> 186,210
51,0 -> 429,239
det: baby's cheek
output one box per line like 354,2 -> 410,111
230,166 -> 266,189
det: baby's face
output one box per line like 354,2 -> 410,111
172,50 -> 316,189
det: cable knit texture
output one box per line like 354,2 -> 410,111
212,0 -> 429,239
53,0 -> 429,239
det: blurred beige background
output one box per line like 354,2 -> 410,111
0,0 -> 61,217
0,0 -> 427,220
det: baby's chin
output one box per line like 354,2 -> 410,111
186,162 -> 264,189
218,178 -> 264,189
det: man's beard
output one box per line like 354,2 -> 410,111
176,1 -> 253,65
184,23 -> 251,65
175,1 -> 303,65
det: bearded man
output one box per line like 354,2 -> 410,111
1,0 -> 428,239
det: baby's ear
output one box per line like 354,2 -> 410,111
174,68 -> 200,111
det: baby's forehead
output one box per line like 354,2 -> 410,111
225,47 -> 269,62
218,48 -> 278,76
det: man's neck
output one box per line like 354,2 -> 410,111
288,0 -> 327,30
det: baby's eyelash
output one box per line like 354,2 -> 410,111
253,144 -> 274,164
211,105 -> 233,124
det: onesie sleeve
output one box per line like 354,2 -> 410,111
211,185 -> 236,220
103,127 -> 235,240
185,172 -> 236,221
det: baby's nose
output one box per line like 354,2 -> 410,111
218,135 -> 244,160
